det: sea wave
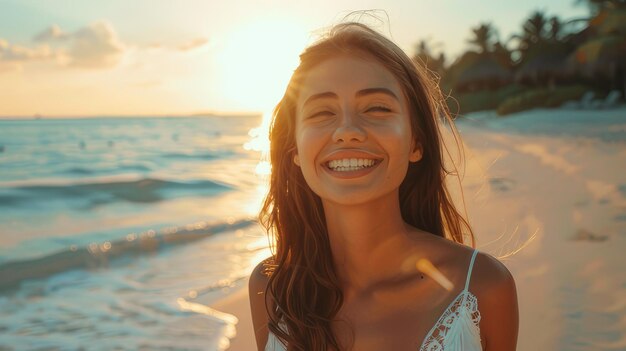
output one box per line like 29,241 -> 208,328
159,152 -> 226,160
61,163 -> 153,176
0,218 -> 256,292
0,177 -> 232,207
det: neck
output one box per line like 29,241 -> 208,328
322,190 -> 422,298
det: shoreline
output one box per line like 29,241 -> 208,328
209,280 -> 256,351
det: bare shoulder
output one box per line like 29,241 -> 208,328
472,251 -> 519,350
414,231 -> 519,349
249,256 -> 275,312
249,256 -> 275,351
249,256 -> 274,292
472,251 -> 516,293
421,232 -> 516,292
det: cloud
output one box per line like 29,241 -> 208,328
0,38 -> 55,61
177,38 -> 209,51
63,21 -> 125,68
33,24 -> 69,42
1,20 -> 205,74
0,21 -> 125,71
0,38 -> 56,74
138,38 -> 208,52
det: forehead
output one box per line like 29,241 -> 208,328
296,54 -> 404,107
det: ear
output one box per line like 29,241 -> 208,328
409,142 -> 423,163
293,153 -> 301,166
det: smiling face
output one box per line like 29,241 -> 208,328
294,54 -> 423,206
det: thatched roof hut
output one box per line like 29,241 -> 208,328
455,56 -> 512,92
570,35 -> 626,77
515,53 -> 576,85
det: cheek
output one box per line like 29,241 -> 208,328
295,128 -> 323,167
379,124 -> 414,156
294,132 -> 323,191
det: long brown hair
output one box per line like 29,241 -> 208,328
259,21 -> 474,350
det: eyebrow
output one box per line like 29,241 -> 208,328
302,87 -> 399,107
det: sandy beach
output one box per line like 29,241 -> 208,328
210,283 -> 256,351
210,107 -> 626,351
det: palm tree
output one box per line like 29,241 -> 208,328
412,38 -> 445,75
576,0 -> 626,15
444,23 -> 512,93
492,41 -> 513,69
415,39 -> 432,57
516,11 -> 549,54
525,11 -> 549,41
467,23 -> 495,54
548,16 -> 562,41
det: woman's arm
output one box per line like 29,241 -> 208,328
249,258 -> 272,351
476,252 -> 520,350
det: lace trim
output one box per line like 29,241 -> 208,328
265,292 -> 481,351
419,291 -> 481,351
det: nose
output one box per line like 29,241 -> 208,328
333,111 -> 366,143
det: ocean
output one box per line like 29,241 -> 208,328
0,115 -> 271,350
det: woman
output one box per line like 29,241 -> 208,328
249,22 -> 519,350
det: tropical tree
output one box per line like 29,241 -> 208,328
524,11 -> 549,42
492,41 -> 513,69
548,16 -> 563,41
511,11 -> 550,64
412,38 -> 446,76
467,23 -> 496,54
576,0 -> 626,15
443,22 -> 512,93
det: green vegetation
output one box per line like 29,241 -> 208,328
447,85 -> 526,115
496,85 -> 588,115
413,0 -> 626,116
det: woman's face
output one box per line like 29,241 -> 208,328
294,54 -> 422,206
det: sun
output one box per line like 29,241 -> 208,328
217,16 -> 310,178
216,16 -> 309,112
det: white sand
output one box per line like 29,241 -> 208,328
211,284 -> 256,351
210,107 -> 626,350
455,107 -> 626,350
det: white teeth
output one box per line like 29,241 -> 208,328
327,158 -> 377,171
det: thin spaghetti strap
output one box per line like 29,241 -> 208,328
463,248 -> 479,292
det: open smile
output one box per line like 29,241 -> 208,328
322,158 -> 383,178
325,158 -> 381,171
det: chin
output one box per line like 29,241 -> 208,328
318,190 -> 396,207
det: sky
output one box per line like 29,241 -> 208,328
0,0 -> 589,118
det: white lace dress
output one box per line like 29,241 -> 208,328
266,249 -> 482,351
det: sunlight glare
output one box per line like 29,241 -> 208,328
244,110 -> 273,166
216,17 -> 307,111
221,18 -> 307,180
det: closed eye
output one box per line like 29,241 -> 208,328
308,111 -> 334,119
366,105 -> 392,113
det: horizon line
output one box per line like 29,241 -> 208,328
0,110 -> 264,120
